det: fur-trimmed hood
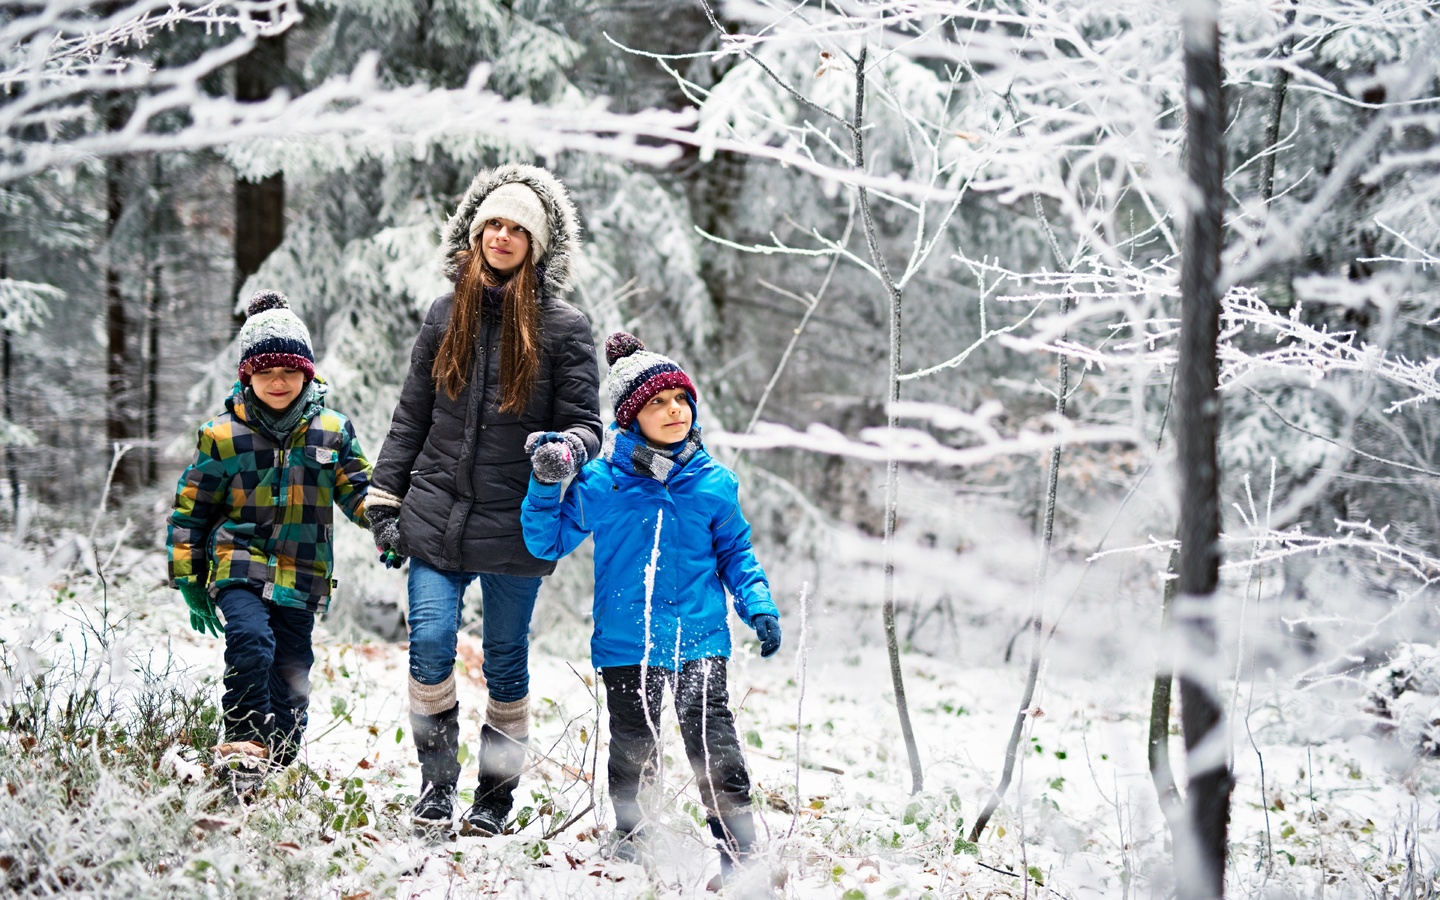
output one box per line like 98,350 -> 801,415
440,164 -> 581,298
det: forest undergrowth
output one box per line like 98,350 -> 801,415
2,488 -> 1439,899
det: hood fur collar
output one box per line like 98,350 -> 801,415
441,164 -> 581,299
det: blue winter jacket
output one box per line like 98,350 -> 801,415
521,444 -> 778,670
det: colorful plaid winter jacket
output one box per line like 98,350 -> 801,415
167,380 -> 371,613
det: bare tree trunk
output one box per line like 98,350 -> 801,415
1149,545 -> 1183,818
104,95 -> 138,493
144,254 -> 163,486
232,32 -> 286,328
852,39 -> 923,796
969,94 -> 1076,842
142,154 -> 171,485
1257,0 -> 1297,210
1175,3 -> 1234,896
1,257 -> 17,523
969,291 -> 1071,842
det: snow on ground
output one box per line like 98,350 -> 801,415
2,520 -> 1438,898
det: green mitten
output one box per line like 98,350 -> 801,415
178,582 -> 224,638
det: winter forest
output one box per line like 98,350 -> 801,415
2,0 -> 1439,897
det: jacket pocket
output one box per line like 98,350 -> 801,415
305,445 -> 339,467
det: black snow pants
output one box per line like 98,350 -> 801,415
601,657 -> 753,833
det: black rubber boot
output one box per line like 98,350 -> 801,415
709,811 -> 757,885
609,825 -> 652,865
460,724 -> 528,836
410,704 -> 461,836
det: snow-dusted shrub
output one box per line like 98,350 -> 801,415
1365,646 -> 1440,759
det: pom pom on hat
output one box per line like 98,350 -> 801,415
604,331 -> 697,429
605,331 -> 645,366
237,289 -> 315,385
247,289 -> 291,316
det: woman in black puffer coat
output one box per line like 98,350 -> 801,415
366,165 -> 601,837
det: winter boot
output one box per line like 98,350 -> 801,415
213,740 -> 269,804
607,824 -> 653,866
410,703 -> 461,837
460,723 -> 529,836
706,811 -> 759,891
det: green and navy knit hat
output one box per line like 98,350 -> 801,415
237,290 -> 315,384
605,332 -> 697,429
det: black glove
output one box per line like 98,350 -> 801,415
752,614 -> 782,658
526,431 -> 587,484
367,503 -> 404,569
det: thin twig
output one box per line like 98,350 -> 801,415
788,581 -> 811,840
696,0 -> 857,134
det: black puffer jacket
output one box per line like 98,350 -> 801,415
371,165 -> 602,575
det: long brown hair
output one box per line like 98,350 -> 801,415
432,249 -> 542,414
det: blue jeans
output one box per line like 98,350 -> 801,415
215,585 -> 314,765
407,558 -> 541,703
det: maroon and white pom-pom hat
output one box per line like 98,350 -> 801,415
603,331 -> 697,430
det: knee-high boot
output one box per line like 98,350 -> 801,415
460,695 -> 529,836
410,676 -> 460,833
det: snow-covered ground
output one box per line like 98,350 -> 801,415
2,505 -> 1437,898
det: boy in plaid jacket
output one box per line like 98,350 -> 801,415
167,291 -> 371,774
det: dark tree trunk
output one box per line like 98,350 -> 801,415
232,33 -> 287,328
1257,0 -> 1297,208
2,258 -> 17,523
104,95 -> 139,492
144,258 -> 163,485
142,155 -> 170,485
1175,4 -> 1234,897
1148,545 -> 1182,819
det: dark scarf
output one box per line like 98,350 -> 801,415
244,382 -> 316,446
479,264 -> 545,318
481,283 -> 505,315
603,421 -> 703,484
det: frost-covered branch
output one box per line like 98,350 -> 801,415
1092,520 -> 1440,586
1220,289 -> 1440,413
707,404 -> 1135,468
0,278 -> 61,332
0,1 -> 982,198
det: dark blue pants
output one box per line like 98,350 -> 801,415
215,585 -> 315,766
406,558 -> 541,703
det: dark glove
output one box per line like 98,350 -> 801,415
179,581 -> 223,638
367,503 -> 404,569
526,431 -> 587,484
752,614 -> 781,658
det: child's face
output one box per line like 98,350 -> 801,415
480,216 -> 531,274
250,367 -> 306,410
635,387 -> 693,446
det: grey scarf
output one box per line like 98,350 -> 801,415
245,382 -> 316,446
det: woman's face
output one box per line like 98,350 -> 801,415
480,217 -> 531,274
635,387 -> 693,446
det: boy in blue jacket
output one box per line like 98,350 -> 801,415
521,332 -> 781,884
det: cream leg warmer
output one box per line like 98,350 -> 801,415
409,674 -> 457,716
485,695 -> 530,742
